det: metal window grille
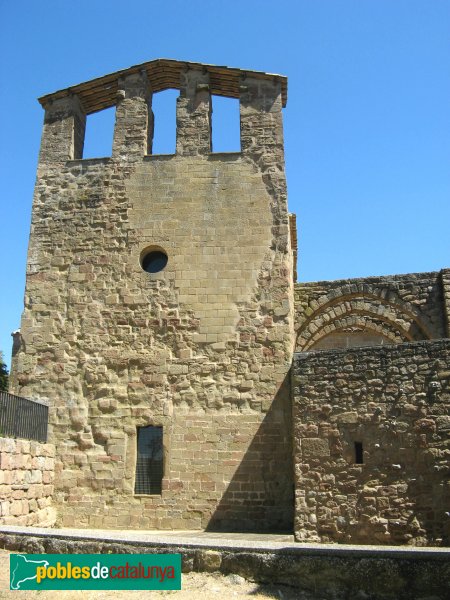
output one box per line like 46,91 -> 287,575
0,392 -> 48,443
134,425 -> 163,495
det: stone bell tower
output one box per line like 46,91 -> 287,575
11,59 -> 296,531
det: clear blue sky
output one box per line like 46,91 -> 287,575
0,0 -> 449,369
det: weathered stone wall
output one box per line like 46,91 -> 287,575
0,437 -> 55,526
295,271 -> 447,351
10,65 -> 295,531
293,339 -> 450,545
442,268 -> 450,337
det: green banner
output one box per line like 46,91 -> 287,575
10,553 -> 181,590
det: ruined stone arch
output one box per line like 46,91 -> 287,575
302,314 -> 407,351
295,285 -> 432,351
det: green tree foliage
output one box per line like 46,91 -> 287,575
0,351 -> 8,392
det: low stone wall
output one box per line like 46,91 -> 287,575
0,437 -> 56,526
293,339 -> 450,546
1,527 -> 449,600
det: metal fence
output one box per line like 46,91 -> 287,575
0,391 -> 48,443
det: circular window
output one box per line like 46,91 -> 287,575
141,249 -> 168,274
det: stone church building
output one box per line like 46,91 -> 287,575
10,59 -> 450,545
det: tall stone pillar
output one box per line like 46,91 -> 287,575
39,95 -> 86,162
240,78 -> 285,171
441,269 -> 450,337
112,71 -> 153,161
240,77 -> 289,249
239,77 -> 294,410
176,69 -> 211,155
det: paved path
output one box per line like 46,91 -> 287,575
0,525 -> 449,557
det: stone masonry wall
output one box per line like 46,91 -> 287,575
295,271 -> 447,351
11,66 -> 295,531
293,339 -> 450,545
0,437 -> 55,527
442,268 -> 450,336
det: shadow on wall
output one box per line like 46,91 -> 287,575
206,372 -> 294,533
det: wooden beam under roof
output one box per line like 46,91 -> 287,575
38,58 -> 288,114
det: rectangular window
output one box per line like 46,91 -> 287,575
83,106 -> 115,158
135,426 -> 163,495
151,89 -> 178,154
211,95 -> 241,152
354,441 -> 364,464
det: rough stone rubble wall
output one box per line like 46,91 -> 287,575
293,339 -> 450,546
442,268 -> 450,336
0,437 -> 55,527
10,68 -> 295,531
294,271 -> 447,351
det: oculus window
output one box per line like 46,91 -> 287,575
140,249 -> 168,274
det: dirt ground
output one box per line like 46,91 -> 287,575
0,549 -> 304,599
